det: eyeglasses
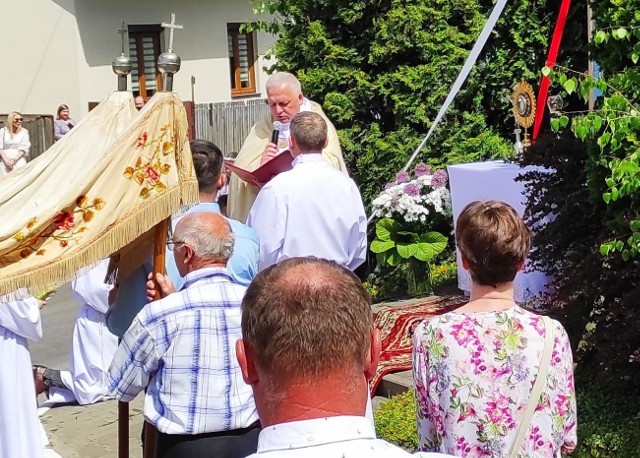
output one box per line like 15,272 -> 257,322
15,118 -> 23,122
166,240 -> 185,251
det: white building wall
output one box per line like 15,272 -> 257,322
1,0 -> 275,118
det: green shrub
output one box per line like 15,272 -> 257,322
374,389 -> 418,452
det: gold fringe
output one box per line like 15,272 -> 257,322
0,179 -> 198,297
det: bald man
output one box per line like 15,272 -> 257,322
108,212 -> 259,458
228,72 -> 347,222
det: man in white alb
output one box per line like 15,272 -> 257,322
236,258 -> 452,458
246,111 -> 367,271
0,294 -> 43,458
228,72 -> 347,222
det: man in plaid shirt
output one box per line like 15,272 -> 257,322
107,212 -> 259,458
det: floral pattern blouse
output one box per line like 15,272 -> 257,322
412,306 -> 577,457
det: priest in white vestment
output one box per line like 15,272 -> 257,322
0,295 -> 43,458
38,260 -> 118,405
228,72 -> 347,223
247,112 -> 367,271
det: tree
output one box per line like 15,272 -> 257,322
249,0 -> 586,205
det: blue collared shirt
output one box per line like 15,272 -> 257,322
166,202 -> 259,289
107,267 -> 258,434
106,202 -> 259,337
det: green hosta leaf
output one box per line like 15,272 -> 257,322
375,218 -> 400,242
396,242 -> 418,259
413,232 -> 448,262
385,250 -> 402,267
370,239 -> 395,253
564,78 -> 577,95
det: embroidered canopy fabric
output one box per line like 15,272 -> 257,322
0,92 -> 198,297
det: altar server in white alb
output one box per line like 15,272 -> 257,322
36,260 -> 118,405
0,294 -> 43,458
247,111 -> 367,271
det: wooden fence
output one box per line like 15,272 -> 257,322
194,99 -> 270,154
0,114 -> 54,160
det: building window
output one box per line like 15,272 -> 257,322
227,24 -> 257,96
129,25 -> 163,99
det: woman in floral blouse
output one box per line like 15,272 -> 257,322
413,200 -> 577,457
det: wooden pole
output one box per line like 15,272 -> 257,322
143,218 -> 170,458
118,397 -> 129,458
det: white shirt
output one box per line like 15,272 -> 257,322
247,153 -> 367,271
245,416 -> 454,457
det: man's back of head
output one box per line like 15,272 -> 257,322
237,257 -> 379,426
189,139 -> 224,191
289,112 -> 328,155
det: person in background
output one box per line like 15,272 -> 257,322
34,260 -> 118,406
227,72 -> 347,223
412,200 -> 577,457
0,111 -> 30,176
0,294 -> 44,458
53,104 -> 76,141
247,112 -> 366,271
134,96 -> 145,110
237,257 -> 451,458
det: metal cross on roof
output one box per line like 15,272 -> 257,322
161,13 -> 183,53
117,20 -> 128,55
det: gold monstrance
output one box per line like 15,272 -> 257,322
511,80 -> 537,154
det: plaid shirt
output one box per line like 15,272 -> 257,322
107,267 -> 258,435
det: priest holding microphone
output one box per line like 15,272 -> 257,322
227,72 -> 347,222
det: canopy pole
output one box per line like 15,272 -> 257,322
143,218 -> 169,457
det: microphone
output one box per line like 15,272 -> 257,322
271,121 -> 282,146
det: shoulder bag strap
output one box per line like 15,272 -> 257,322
508,316 -> 555,458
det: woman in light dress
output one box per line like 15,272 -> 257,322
0,111 -> 30,176
53,104 -> 76,141
413,201 -> 577,457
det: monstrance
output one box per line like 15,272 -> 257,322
511,79 -> 537,151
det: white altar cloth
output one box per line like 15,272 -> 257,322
447,161 -> 551,305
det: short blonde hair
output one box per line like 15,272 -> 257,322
456,200 -> 531,287
290,112 -> 327,152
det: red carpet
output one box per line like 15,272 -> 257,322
370,295 -> 467,395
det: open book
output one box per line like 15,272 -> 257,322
225,151 -> 293,187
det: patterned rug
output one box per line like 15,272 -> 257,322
370,295 -> 468,394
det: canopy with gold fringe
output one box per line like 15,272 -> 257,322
0,91 -> 198,297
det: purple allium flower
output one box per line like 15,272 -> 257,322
384,182 -> 394,190
395,171 -> 410,184
403,183 -> 420,197
414,162 -> 433,177
431,169 -> 449,188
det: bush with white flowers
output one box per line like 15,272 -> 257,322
371,165 -> 452,224
369,164 -> 453,296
